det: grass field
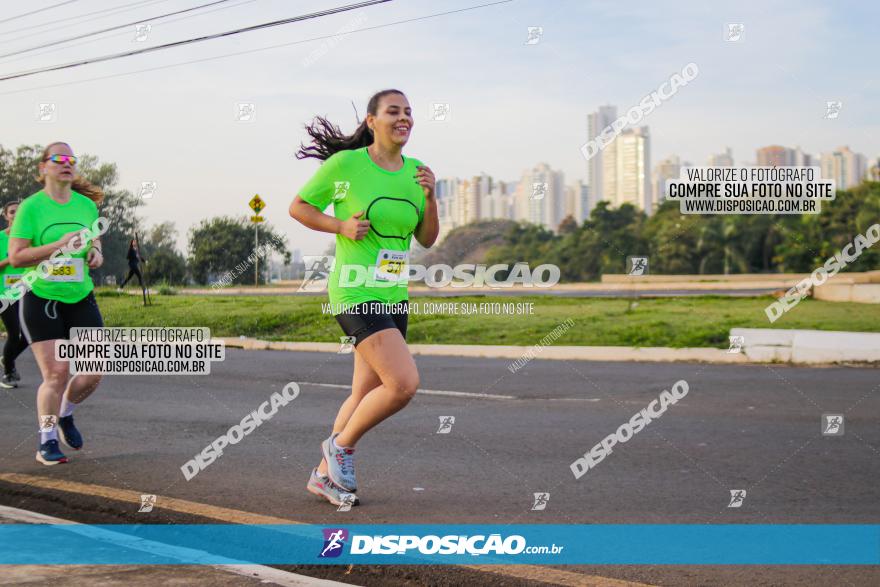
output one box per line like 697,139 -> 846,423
93,290 -> 880,348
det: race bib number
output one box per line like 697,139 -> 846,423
373,249 -> 408,282
45,258 -> 84,282
3,273 -> 22,288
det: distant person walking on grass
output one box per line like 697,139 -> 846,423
118,239 -> 146,291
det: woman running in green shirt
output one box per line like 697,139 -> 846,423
0,200 -> 30,388
8,142 -> 107,465
290,89 -> 439,506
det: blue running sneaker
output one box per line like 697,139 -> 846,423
321,433 -> 356,492
58,415 -> 83,450
36,439 -> 68,465
306,468 -> 359,507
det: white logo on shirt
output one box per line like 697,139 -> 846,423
333,181 -> 350,202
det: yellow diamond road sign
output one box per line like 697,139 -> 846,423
249,194 -> 265,213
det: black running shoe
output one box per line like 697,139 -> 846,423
58,415 -> 83,450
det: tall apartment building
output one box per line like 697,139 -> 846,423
708,147 -> 734,167
514,163 -> 565,231
794,146 -> 812,167
587,105 -> 618,204
563,180 -> 590,223
602,126 -> 651,213
756,145 -> 796,166
653,155 -> 684,207
820,146 -> 866,189
435,178 -> 460,241
868,156 -> 880,182
482,179 -> 516,221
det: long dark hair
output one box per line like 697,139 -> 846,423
295,89 -> 405,162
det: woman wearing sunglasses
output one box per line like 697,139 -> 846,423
0,200 -> 30,389
290,89 -> 438,506
8,142 -> 106,465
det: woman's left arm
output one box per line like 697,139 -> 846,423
87,238 -> 104,269
414,165 -> 439,248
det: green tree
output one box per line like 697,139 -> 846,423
484,222 -> 559,279
188,216 -> 290,285
643,200 -> 703,274
0,144 -> 42,206
773,182 -> 880,272
77,155 -> 143,285
141,222 -> 188,285
577,202 -> 648,278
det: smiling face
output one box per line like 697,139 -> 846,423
39,142 -> 76,185
367,93 -> 413,148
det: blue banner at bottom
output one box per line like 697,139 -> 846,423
0,524 -> 877,565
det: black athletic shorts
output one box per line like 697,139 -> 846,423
334,301 -> 408,347
19,290 -> 104,344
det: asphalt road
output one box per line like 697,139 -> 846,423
1,348 -> 877,586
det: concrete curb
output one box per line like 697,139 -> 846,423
218,333 -> 879,366
731,328 -> 880,364
217,337 -> 751,364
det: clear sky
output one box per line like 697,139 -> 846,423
0,0 -> 877,255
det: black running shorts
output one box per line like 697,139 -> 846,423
334,301 -> 408,347
19,290 -> 104,343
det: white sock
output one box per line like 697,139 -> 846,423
39,423 -> 58,444
60,396 -> 77,418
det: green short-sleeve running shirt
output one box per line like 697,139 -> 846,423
0,231 -> 25,300
10,190 -> 100,303
298,147 -> 426,313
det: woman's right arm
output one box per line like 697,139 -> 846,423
289,196 -> 370,241
8,231 -> 83,267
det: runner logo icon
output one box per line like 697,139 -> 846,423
319,528 -> 348,558
628,256 -> 649,276
333,181 -> 350,202
728,489 -> 746,508
531,493 -> 549,511
822,414 -> 844,436
436,416 -> 455,434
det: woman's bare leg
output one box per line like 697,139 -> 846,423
316,350 -> 381,476
65,373 -> 103,404
30,340 -> 70,432
334,328 -> 418,448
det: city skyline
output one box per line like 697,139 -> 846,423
428,135 -> 877,241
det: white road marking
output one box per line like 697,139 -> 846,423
300,381 -> 516,400
300,381 -> 601,402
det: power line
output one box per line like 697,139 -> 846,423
0,0 -> 392,82
0,0 -> 168,39
0,0 -> 512,96
0,0 -> 237,59
0,1 -> 81,26
0,0 -> 258,66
